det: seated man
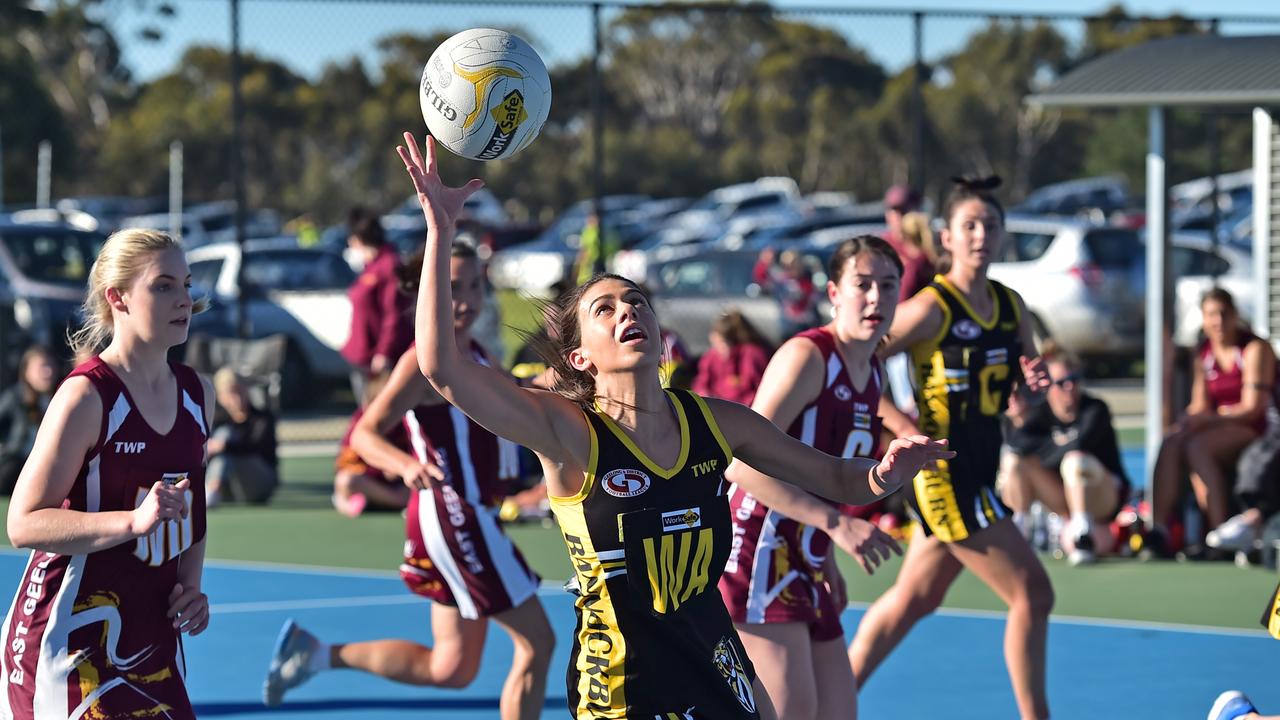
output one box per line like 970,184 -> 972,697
207,368 -> 279,506
998,341 -> 1129,565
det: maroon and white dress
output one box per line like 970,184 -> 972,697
718,327 -> 882,642
0,357 -> 208,719
399,342 -> 539,620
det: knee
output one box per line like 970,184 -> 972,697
429,649 -> 482,689
776,691 -> 818,720
1015,571 -> 1056,619
511,618 -> 557,670
898,584 -> 946,621
1183,436 -> 1216,471
1059,451 -> 1097,486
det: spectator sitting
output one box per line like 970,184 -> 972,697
692,309 -> 772,405
0,346 -> 59,495
757,249 -> 818,337
333,373 -> 412,518
207,368 -> 279,506
1207,382 -> 1280,554
882,186 -> 936,301
998,341 -> 1129,565
1145,287 -> 1277,559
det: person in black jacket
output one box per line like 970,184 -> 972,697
0,346 -> 58,494
999,341 -> 1129,565
206,368 -> 278,506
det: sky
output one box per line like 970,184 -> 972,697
100,0 -> 1280,82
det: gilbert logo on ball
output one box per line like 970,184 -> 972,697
420,28 -> 551,162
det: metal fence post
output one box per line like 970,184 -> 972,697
591,2 -> 604,234
911,11 -> 925,192
230,0 -> 249,339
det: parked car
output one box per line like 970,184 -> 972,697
1012,176 -> 1132,220
987,216 -> 1146,362
0,217 -> 106,376
186,238 -> 356,407
645,244 -> 834,356
55,196 -> 164,233
489,195 -> 651,292
1168,233 -> 1255,347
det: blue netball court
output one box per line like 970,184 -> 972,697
0,552 -> 1270,719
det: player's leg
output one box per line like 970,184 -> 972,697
735,622 -> 819,720
811,636 -> 859,720
949,518 -> 1054,720
847,525 -> 963,686
490,595 -> 556,720
332,602 -> 488,686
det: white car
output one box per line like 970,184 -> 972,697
186,238 -> 356,406
1168,234 -> 1254,347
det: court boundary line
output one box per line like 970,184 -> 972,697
0,549 -> 1265,639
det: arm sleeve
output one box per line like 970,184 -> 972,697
374,272 -> 406,359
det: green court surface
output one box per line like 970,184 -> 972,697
2,452 -> 1275,633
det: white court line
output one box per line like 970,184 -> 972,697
0,548 -> 1267,638
211,594 -> 420,614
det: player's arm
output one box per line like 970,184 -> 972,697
1012,290 -> 1049,392
398,133 -> 589,494
7,378 -> 188,555
1184,353 -> 1212,421
168,372 -> 214,637
352,347 -> 441,488
878,393 -> 920,437
710,397 -> 953,507
879,291 -> 942,358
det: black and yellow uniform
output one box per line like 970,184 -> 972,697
1263,580 -> 1280,640
905,274 -> 1022,543
550,389 -> 759,720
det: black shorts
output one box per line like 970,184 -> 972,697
905,421 -> 1011,543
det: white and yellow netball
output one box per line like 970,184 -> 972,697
420,28 -> 551,162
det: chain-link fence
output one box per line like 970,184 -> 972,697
7,1 -> 1280,218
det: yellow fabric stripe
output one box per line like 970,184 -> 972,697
980,487 -> 996,524
995,280 -> 1021,325
549,410 -> 599,506
550,500 -> 628,717
912,463 -> 969,543
919,283 -> 953,350
936,275 -> 1000,330
595,390 -> 690,479
688,391 -> 734,464
1266,581 -> 1280,640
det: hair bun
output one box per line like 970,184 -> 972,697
950,174 -> 1002,192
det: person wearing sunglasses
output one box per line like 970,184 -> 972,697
998,340 -> 1129,565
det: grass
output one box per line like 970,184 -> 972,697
2,452 -> 1272,633
494,288 -> 546,366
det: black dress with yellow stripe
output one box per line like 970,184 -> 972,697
1263,580 -> 1280,640
905,275 -> 1022,543
550,389 -> 760,720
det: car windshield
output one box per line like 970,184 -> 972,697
243,250 -> 355,291
3,229 -> 105,286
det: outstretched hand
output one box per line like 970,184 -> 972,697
395,132 -> 485,240
1020,355 -> 1051,393
874,435 -> 955,492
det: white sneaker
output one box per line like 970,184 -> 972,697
263,619 -> 321,706
1207,690 -> 1258,720
1206,514 -> 1260,551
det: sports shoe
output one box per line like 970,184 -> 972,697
1206,514 -> 1260,552
332,492 -> 367,519
1138,527 -> 1172,561
263,619 -> 322,706
1208,690 -> 1258,720
1068,531 -> 1096,566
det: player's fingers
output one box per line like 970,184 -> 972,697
403,131 -> 423,168
179,602 -> 208,633
425,464 -> 446,482
423,135 -> 437,174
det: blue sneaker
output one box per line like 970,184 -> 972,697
1208,691 -> 1258,720
263,619 -> 322,707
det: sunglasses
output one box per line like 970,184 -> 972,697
1051,373 -> 1082,388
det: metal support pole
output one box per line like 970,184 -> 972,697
591,3 -> 604,227
911,11 -> 925,191
1253,108 -> 1273,340
1144,106 -> 1168,513
36,141 -> 51,209
169,141 -> 184,242
1208,110 -> 1220,262
0,126 -> 5,210
230,0 -> 249,338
